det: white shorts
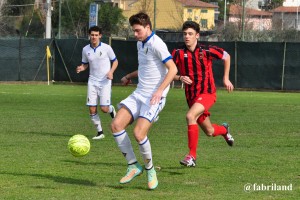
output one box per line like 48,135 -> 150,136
118,91 -> 166,122
86,78 -> 112,106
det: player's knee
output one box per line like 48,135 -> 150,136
100,106 -> 109,113
203,127 -> 214,137
133,129 -> 144,142
111,119 -> 121,133
186,112 -> 196,123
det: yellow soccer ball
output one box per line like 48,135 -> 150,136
68,134 -> 90,157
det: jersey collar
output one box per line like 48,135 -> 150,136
142,31 -> 154,47
90,42 -> 101,52
184,42 -> 200,53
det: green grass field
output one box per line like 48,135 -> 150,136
0,84 -> 299,200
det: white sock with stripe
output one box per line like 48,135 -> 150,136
108,105 -> 114,113
90,113 -> 102,132
113,130 -> 137,164
139,136 -> 153,170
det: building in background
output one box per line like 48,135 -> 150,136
110,0 -> 218,31
272,6 -> 300,30
229,4 -> 272,30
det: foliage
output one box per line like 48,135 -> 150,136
52,0 -> 93,38
20,11 -> 44,38
1,0 -> 36,37
4,0 -> 34,15
269,0 -> 285,10
98,3 -> 126,36
51,0 -> 126,38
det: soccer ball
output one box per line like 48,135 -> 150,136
68,134 -> 90,157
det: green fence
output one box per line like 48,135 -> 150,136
0,38 -> 299,91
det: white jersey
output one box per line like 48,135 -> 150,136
135,32 -> 172,97
82,42 -> 117,81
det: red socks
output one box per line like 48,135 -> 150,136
188,124 -> 199,159
187,124 -> 227,159
212,124 -> 227,137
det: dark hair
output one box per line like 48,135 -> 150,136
129,12 -> 152,30
182,21 -> 200,33
89,26 -> 102,34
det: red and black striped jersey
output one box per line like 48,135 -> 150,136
172,43 -> 225,105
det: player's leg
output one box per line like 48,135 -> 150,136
180,102 -> 204,167
135,97 -> 166,189
99,79 -> 116,118
199,117 -> 234,146
134,117 -> 158,189
87,80 -> 104,140
111,94 -> 142,184
196,94 -> 234,146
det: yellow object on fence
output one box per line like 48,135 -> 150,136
46,46 -> 51,85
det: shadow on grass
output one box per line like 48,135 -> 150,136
0,171 -> 96,186
18,131 -> 71,138
106,184 -> 148,191
62,159 -> 121,167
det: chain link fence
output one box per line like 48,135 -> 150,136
0,38 -> 300,91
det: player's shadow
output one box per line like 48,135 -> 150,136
62,159 -> 121,167
155,166 -> 186,176
106,184 -> 148,191
0,171 -> 96,186
18,131 -> 69,138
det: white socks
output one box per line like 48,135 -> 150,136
113,130 -> 137,164
90,113 -> 102,132
108,105 -> 114,113
138,136 -> 153,170
113,131 -> 153,169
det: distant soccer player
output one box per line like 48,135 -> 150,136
172,21 -> 234,167
76,26 -> 118,140
111,12 -> 177,189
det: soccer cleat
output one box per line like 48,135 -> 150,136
110,105 -> 116,118
180,155 -> 196,167
120,163 -> 143,184
222,123 -> 234,146
92,131 -> 105,140
147,167 -> 158,190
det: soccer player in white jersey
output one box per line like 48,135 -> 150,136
76,26 -> 118,140
110,12 -> 177,190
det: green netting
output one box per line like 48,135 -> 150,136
0,38 -> 299,91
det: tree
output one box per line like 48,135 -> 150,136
51,0 -> 92,38
1,0 -> 42,37
4,0 -> 34,16
98,3 -> 126,36
0,0 -> 7,35
52,0 -> 126,38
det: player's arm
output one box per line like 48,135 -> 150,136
174,74 -> 192,85
76,63 -> 88,73
150,59 -> 178,105
121,70 -> 138,85
171,49 -> 192,85
107,59 -> 118,80
222,51 -> 234,92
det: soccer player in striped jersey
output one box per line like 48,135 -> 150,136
172,21 -> 234,167
111,12 -> 177,189
76,26 -> 118,140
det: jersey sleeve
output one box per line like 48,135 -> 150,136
81,48 -> 88,64
152,38 -> 172,64
107,45 -> 117,62
171,49 -> 180,66
209,45 -> 225,60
